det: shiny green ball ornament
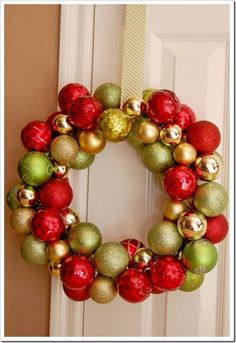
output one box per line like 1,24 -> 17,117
69,148 -> 95,170
127,117 -> 148,150
10,207 -> 35,235
147,221 -> 183,255
50,135 -> 79,165
180,270 -> 204,292
94,242 -> 129,278
182,238 -> 218,274
88,274 -> 117,304
6,182 -> 24,210
94,83 -> 121,110
193,182 -> 228,217
143,88 -> 157,102
20,234 -> 49,265
68,222 -> 102,256
17,152 -> 53,186
143,141 -> 175,173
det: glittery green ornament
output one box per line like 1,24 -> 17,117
94,242 -> 129,278
69,148 -> 95,170
17,152 -> 53,186
88,274 -> 117,304
182,238 -> 218,274
68,222 -> 102,256
94,83 -> 121,110
193,182 -> 228,217
148,221 -> 183,255
20,234 -> 48,265
127,117 -> 148,150
143,88 -> 157,102
10,207 -> 35,235
6,182 -> 24,210
180,270 -> 204,292
50,135 -> 79,165
143,141 -> 175,173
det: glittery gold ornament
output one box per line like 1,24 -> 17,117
160,124 -> 182,146
143,141 -> 175,173
180,270 -> 204,292
62,208 -> 80,229
94,83 -> 121,110
94,242 -> 129,278
20,234 -> 48,265
136,120 -> 160,144
147,221 -> 183,255
194,152 -> 222,181
47,240 -> 70,263
50,135 -> 79,165
88,274 -> 117,304
177,211 -> 207,240
123,98 -> 142,118
98,109 -> 132,142
193,182 -> 228,217
143,88 -> 157,102
10,207 -> 35,235
6,182 -> 24,210
163,199 -> 188,221
53,162 -> 69,178
127,117 -> 148,150
78,130 -> 106,155
48,261 -> 61,277
53,114 -> 73,134
133,248 -> 153,269
173,142 -> 197,165
69,147 -> 95,169
17,185 -> 38,207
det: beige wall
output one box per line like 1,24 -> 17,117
5,5 -> 60,336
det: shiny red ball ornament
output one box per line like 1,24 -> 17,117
39,178 -> 73,210
150,256 -> 186,291
68,96 -> 103,130
31,208 -> 65,242
162,166 -> 197,200
152,285 -> 165,294
120,239 -> 144,262
63,284 -> 90,301
186,120 -> 221,153
116,268 -> 152,303
58,83 -> 90,113
21,121 -> 52,152
175,104 -> 196,131
61,255 -> 95,290
204,214 -> 229,244
146,90 -> 181,124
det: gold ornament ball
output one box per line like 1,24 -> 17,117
180,270 -> 204,292
53,114 -> 73,134
78,130 -> 106,155
50,135 -> 79,165
177,211 -> 207,240
94,83 -> 121,110
133,247 -> 153,269
10,207 -> 35,235
88,274 -> 117,304
17,185 -> 38,207
123,98 -> 142,118
143,141 -> 175,173
20,234 -> 48,265
163,199 -> 188,221
173,142 -> 197,165
63,208 -> 80,229
160,124 -> 182,146
195,152 -> 222,181
47,240 -> 70,264
53,162 -> 69,178
48,261 -> 62,278
137,120 -> 160,144
127,117 -> 148,150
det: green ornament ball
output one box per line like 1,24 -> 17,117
182,238 -> 218,274
68,222 -> 102,256
94,83 -> 121,110
127,117 -> 148,150
69,148 -> 95,170
50,135 -> 79,165
17,152 -> 53,186
180,270 -> 204,292
94,242 -> 129,278
143,141 -> 175,173
88,274 -> 117,304
20,234 -> 49,265
6,182 -> 24,210
147,221 -> 183,255
10,207 -> 35,235
143,88 -> 157,102
193,182 -> 228,217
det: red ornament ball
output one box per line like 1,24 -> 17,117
58,83 -> 90,113
31,208 -> 65,242
21,121 -> 52,152
162,166 -> 197,201
116,268 -> 152,303
39,178 -> 73,210
204,214 -> 229,244
63,284 -> 90,301
61,255 -> 95,290
150,256 -> 186,291
146,90 -> 181,124
186,120 -> 221,153
175,104 -> 196,131
120,239 -> 144,262
68,96 -> 103,130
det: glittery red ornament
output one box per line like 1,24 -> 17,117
150,256 -> 185,291
58,83 -> 90,113
21,121 -> 52,152
120,239 -> 144,262
116,268 -> 152,303
162,166 -> 197,201
61,255 -> 95,290
175,104 -> 196,131
63,284 -> 90,301
186,120 -> 221,153
146,90 -> 181,124
31,208 -> 65,242
68,96 -> 103,130
204,214 -> 229,244
39,178 -> 73,210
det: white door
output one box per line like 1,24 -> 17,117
50,4 -> 230,338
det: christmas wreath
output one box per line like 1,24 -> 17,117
7,82 -> 229,304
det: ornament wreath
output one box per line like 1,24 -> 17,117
7,83 -> 229,303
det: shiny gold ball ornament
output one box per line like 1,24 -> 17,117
177,211 -> 207,240
20,234 -> 48,265
133,248 -> 153,269
98,109 -> 132,142
136,120 -> 160,144
62,208 -> 80,229
53,162 -> 69,178
163,199 -> 188,221
173,142 -> 197,165
180,270 -> 204,292
123,98 -> 142,118
94,83 -> 121,110
194,152 -> 222,181
53,114 -> 73,134
50,135 -> 79,165
88,274 -> 117,304
47,240 -> 70,263
143,141 -> 175,173
48,261 -> 62,278
94,242 -> 129,278
78,130 -> 106,155
10,207 -> 35,235
69,147 -> 95,170
160,124 -> 182,146
17,185 -> 38,207
127,117 -> 148,150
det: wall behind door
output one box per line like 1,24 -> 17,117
4,5 -> 60,336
